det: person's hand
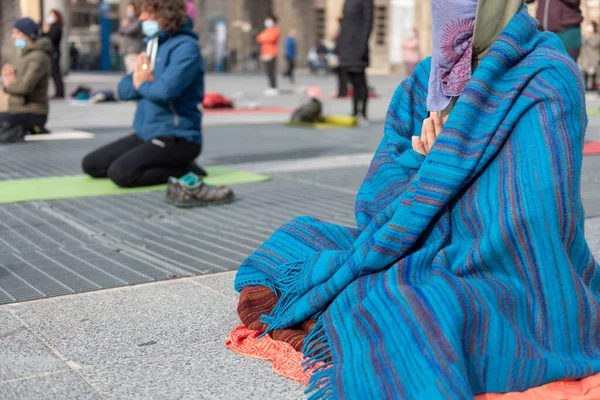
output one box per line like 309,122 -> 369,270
121,18 -> 131,28
1,64 -> 16,87
412,112 -> 448,156
42,22 -> 50,33
133,53 -> 153,89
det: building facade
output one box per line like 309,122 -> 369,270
7,0 -> 600,74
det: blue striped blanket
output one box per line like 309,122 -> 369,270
235,9 -> 600,399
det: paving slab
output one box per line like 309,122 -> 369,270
78,343 -> 305,400
193,272 -> 238,301
7,281 -> 239,367
0,371 -> 101,400
0,309 -> 67,383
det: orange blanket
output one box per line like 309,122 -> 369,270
227,325 -> 600,399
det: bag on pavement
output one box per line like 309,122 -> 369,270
291,99 -> 323,123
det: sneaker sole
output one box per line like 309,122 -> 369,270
165,196 -> 235,208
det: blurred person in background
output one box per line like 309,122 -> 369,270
119,2 -> 144,74
82,0 -> 207,189
525,0 -> 583,60
69,43 -> 80,71
256,14 -> 280,96
0,17 -> 52,140
582,22 -> 600,91
332,15 -> 348,97
186,0 -> 197,23
284,29 -> 297,84
337,0 -> 374,124
42,9 -> 65,99
401,28 -> 420,77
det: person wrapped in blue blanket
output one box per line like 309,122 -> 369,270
232,0 -> 600,398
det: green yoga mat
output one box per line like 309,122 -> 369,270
0,166 -> 269,204
286,116 -> 358,130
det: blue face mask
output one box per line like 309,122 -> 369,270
142,20 -> 160,38
14,38 -> 27,50
127,12 -> 135,19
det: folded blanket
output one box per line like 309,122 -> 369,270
234,8 -> 600,399
227,324 -> 600,399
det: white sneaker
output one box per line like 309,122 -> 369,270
356,114 -> 370,127
265,88 -> 278,97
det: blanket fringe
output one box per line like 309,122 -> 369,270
234,277 -> 278,295
302,319 -> 334,400
259,259 -> 305,335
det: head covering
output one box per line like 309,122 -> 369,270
472,0 -> 524,63
427,0 -> 478,112
427,0 -> 524,112
13,18 -> 40,40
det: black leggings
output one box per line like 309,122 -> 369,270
347,69 -> 368,118
82,133 -> 201,188
337,67 -> 348,97
0,112 -> 47,133
51,54 -> 65,98
264,59 -> 277,89
285,57 -> 295,83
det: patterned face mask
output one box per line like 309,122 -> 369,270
427,0 -> 478,112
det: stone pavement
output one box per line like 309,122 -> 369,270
2,72 -> 600,399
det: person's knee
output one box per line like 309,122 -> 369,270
107,163 -> 137,188
82,151 -> 107,178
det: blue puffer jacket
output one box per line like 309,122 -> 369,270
118,20 -> 204,144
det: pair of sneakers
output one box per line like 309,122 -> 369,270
166,172 -> 234,208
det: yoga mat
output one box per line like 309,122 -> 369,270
286,116 -> 358,130
0,166 -> 269,204
584,141 -> 600,156
204,107 -> 292,115
25,131 -> 96,141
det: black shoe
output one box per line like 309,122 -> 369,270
188,162 -> 208,177
0,122 -> 26,143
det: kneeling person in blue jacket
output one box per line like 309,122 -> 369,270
83,0 -> 203,188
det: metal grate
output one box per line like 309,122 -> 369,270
0,179 -> 357,304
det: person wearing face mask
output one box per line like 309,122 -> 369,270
256,14 -> 281,96
42,9 -> 65,99
582,22 -> 600,91
119,3 -> 144,74
82,0 -> 227,203
0,18 -> 52,142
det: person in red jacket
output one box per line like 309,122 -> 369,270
526,0 -> 583,59
256,14 -> 281,96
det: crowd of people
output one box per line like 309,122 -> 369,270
1,0 -> 599,193
253,0 -> 374,122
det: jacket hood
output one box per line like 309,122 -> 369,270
473,0 -> 523,66
23,37 -> 53,56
